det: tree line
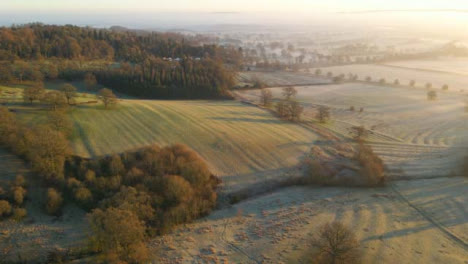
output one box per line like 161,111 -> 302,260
0,24 -> 242,99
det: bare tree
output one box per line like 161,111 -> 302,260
260,88 -> 273,107
316,106 -> 330,123
98,88 -> 118,109
282,86 -> 297,100
311,222 -> 361,264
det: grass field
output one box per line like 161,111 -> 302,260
1,84 -> 320,193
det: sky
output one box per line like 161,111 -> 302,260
2,0 -> 468,31
4,0 -> 468,13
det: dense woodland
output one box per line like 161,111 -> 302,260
0,24 -> 242,98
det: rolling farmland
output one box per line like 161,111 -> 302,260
236,82 -> 468,179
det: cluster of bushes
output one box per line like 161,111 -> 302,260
0,174 -> 28,221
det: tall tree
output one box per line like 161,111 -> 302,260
98,88 -> 118,109
59,83 -> 77,105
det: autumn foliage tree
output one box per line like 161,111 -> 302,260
98,88 -> 118,109
88,207 -> 150,263
59,83 -> 77,104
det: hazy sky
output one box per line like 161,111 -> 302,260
4,0 -> 468,13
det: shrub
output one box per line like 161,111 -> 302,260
12,208 -> 27,221
74,187 -> 93,208
12,186 -> 27,205
349,106 -> 355,111
442,84 -> 449,90
355,142 -> 386,186
409,80 -> 416,87
46,188 -> 63,216
0,200 -> 12,217
14,174 -> 26,187
311,222 -> 361,264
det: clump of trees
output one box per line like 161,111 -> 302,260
275,87 -> 303,121
311,222 -> 361,264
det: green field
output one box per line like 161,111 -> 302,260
1,84 -> 319,191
